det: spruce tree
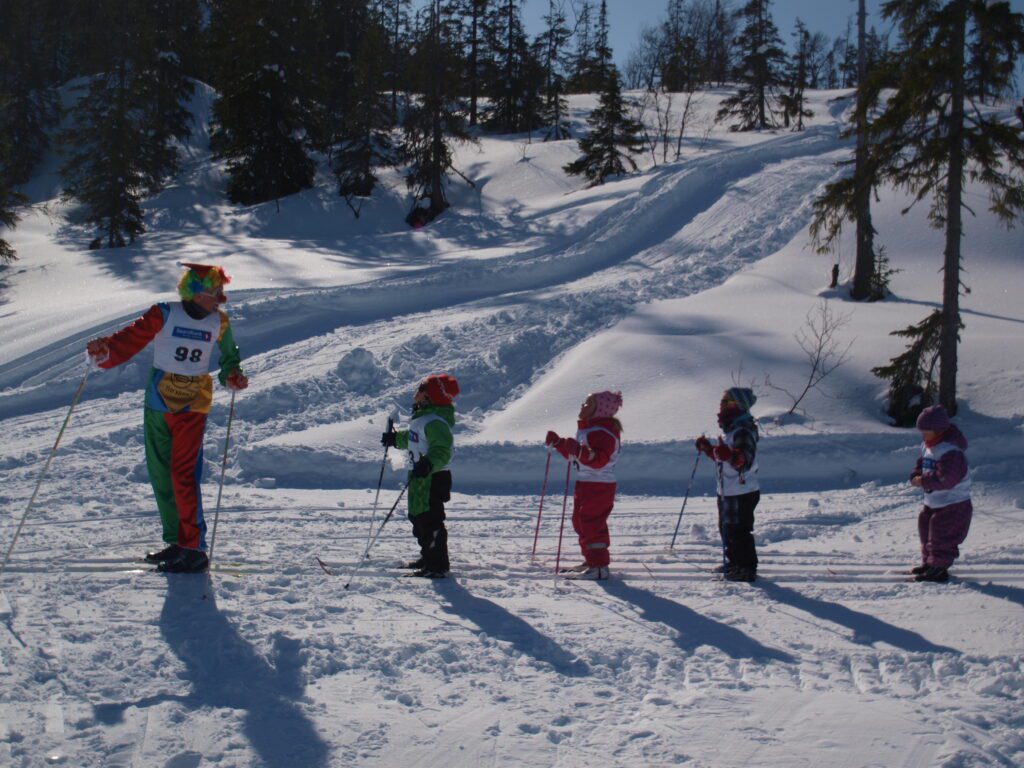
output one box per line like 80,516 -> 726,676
868,0 -> 1024,414
482,0 -> 539,132
716,0 -> 787,131
567,0 -> 598,93
537,0 -> 573,141
208,0 -> 316,206
333,23 -> 396,216
400,1 -> 476,225
459,0 -> 492,126
563,67 -> 644,186
0,2 -> 60,186
706,0 -> 735,86
0,94 -> 25,264
136,0 -> 200,195
60,0 -> 149,249
809,0 -> 880,302
780,20 -> 813,131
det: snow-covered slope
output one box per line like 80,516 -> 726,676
1,88 -> 1023,767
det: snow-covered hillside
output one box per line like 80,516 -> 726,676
1,89 -> 1023,767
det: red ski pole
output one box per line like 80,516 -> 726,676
531,449 -> 552,559
553,461 -> 572,575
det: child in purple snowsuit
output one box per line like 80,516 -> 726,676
909,405 -> 972,583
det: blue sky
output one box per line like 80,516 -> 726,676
518,0 -> 1024,71
521,1 -> 886,62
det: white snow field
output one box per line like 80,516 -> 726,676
1,88 -> 1023,767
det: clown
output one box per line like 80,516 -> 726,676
86,263 -> 248,573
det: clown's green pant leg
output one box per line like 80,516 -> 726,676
143,407 -> 208,549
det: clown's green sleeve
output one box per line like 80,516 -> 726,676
216,312 -> 243,386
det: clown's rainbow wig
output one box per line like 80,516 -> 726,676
177,263 -> 230,302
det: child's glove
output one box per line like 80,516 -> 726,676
545,430 -> 560,447
226,370 -> 249,391
695,436 -> 713,456
712,438 -> 733,463
555,437 -> 580,459
381,431 -> 397,448
411,456 -> 433,477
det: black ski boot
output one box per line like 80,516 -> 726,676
407,568 -> 447,579
401,558 -> 425,570
915,566 -> 948,583
909,564 -> 929,576
157,548 -> 209,573
725,566 -> 757,583
144,544 -> 181,564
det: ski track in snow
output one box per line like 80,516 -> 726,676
2,486 -> 1023,767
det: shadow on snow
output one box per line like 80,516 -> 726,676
599,578 -> 796,663
93,575 -> 330,768
756,580 -> 960,655
432,578 -> 590,678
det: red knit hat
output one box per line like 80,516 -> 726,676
419,374 -> 460,406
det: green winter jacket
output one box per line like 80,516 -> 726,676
394,403 -> 455,516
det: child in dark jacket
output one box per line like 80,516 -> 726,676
909,405 -> 972,583
696,387 -> 760,582
545,391 -> 623,580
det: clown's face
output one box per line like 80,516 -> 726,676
192,290 -> 223,313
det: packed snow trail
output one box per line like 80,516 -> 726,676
0,125 -> 844,427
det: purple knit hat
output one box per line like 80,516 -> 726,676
916,404 -> 950,432
590,390 -> 623,418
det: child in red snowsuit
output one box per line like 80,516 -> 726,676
545,391 -> 623,580
909,405 -> 972,583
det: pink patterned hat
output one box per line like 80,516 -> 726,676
590,390 -> 623,418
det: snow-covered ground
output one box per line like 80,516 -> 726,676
1,88 -> 1023,767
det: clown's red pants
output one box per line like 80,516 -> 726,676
572,481 -> 616,567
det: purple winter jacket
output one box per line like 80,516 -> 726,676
911,424 -> 969,496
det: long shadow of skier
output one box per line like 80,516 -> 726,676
956,579 -> 1024,610
756,580 -> 960,655
94,575 -> 329,767
598,579 -> 795,662
433,579 -> 590,677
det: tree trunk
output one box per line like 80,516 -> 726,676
850,0 -> 875,300
939,1 -> 967,415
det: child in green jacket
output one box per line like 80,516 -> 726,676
382,374 -> 460,578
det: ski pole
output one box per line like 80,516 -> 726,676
366,417 -> 394,553
0,367 -> 90,579
553,461 -> 572,575
531,449 -> 552,559
669,452 -> 702,551
207,389 -> 236,567
343,482 -> 408,590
